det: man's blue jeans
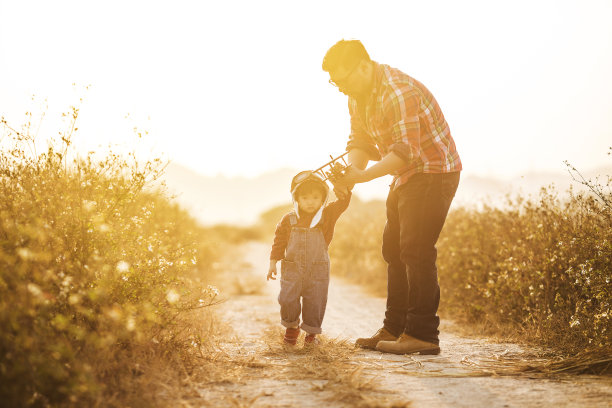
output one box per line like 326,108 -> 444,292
381,172 -> 460,345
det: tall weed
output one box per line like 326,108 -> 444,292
438,186 -> 610,353
329,179 -> 611,357
0,109 -> 222,406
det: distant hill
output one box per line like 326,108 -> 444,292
159,162 -> 611,226
159,163 -> 296,226
454,166 -> 611,208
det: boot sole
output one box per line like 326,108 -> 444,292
417,348 -> 441,355
355,338 -> 399,350
376,346 -> 441,355
355,343 -> 378,350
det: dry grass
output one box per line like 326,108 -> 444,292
450,347 -> 612,378
259,327 -> 412,408
229,268 -> 266,296
173,319 -> 411,407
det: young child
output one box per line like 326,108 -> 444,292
267,170 -> 351,346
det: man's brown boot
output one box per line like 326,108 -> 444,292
375,333 -> 440,355
355,327 -> 398,349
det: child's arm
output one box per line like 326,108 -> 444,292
267,259 -> 278,280
322,191 -> 352,227
268,214 -> 291,280
327,190 -> 352,214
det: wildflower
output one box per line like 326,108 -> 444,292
68,294 -> 81,305
207,285 -> 220,297
82,200 -> 96,212
106,306 -> 122,321
17,248 -> 34,261
166,289 -> 180,304
27,283 -> 42,297
62,276 -> 73,287
126,317 -> 136,331
116,261 -> 130,273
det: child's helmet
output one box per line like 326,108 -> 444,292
291,171 -> 329,200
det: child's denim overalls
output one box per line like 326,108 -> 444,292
278,213 -> 330,334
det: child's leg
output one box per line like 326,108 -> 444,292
300,262 -> 330,335
278,260 -> 302,331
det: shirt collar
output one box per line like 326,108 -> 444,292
370,61 -> 384,96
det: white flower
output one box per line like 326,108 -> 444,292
116,261 -> 130,273
82,200 -> 96,212
27,283 -> 42,297
68,294 -> 81,305
126,317 -> 136,331
207,285 -> 220,297
166,289 -> 180,304
17,248 -> 34,260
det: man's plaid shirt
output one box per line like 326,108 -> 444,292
346,62 -> 462,189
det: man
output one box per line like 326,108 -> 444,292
323,39 -> 462,355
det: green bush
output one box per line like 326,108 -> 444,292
437,187 -> 611,352
329,182 -> 611,357
0,111 -> 221,406
329,196 -> 387,295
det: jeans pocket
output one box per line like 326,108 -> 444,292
441,172 -> 460,203
281,259 -> 299,281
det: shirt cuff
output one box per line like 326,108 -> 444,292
346,141 -> 381,161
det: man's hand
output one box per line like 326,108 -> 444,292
340,166 -> 370,185
267,260 -> 278,281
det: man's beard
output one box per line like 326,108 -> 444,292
342,87 -> 364,101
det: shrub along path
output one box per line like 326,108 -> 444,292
192,242 -> 611,407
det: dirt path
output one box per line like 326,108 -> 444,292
197,242 -> 612,407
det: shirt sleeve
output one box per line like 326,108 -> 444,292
346,99 -> 381,161
270,214 -> 291,260
382,86 -> 421,164
323,192 -> 352,224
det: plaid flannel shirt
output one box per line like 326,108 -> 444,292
346,62 -> 462,190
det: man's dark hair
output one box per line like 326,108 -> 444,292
322,39 -> 371,73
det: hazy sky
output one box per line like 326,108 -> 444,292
1,0 -> 611,182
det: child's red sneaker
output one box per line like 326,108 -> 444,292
283,327 -> 300,345
304,333 -> 319,346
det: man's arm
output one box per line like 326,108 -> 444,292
348,148 -> 370,170
345,151 -> 405,184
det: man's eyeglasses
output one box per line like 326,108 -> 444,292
328,62 -> 360,88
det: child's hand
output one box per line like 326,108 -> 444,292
267,260 -> 278,281
332,182 -> 353,200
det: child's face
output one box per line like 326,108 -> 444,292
296,188 -> 324,214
